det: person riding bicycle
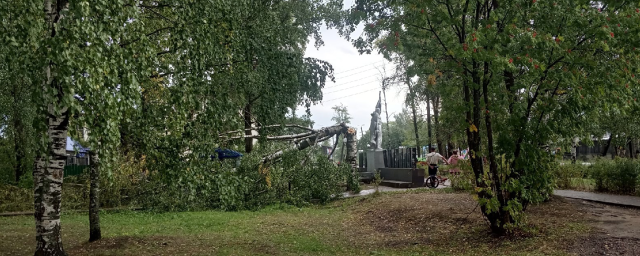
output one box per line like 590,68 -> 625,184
426,147 -> 449,178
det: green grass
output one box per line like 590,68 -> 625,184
0,190 -> 591,256
569,178 -> 596,191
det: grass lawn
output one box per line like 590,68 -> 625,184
0,189 -> 593,256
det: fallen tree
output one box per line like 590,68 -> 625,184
222,123 -> 359,189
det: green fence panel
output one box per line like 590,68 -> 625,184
64,165 -> 89,177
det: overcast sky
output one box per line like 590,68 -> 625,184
298,7 -> 407,136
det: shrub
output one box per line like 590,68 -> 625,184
139,144 -> 357,211
589,158 -> 640,195
0,184 -> 32,212
551,163 -> 588,189
447,159 -> 475,191
0,175 -> 90,213
101,153 -> 147,208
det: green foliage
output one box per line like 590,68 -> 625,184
0,184 -> 32,213
447,160 -> 475,191
0,139 -> 13,184
139,143 -> 354,212
590,158 -> 640,195
373,170 -> 383,194
551,163 -> 590,189
0,178 -> 89,213
17,171 -> 34,190
100,153 -> 147,208
339,0 -> 640,233
346,168 -> 361,194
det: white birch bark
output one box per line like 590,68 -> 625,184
35,105 -> 69,256
89,151 -> 101,242
34,1 -> 69,255
261,124 -> 349,163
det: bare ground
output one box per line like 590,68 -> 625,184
342,192 -> 593,255
568,199 -> 640,256
342,191 -> 640,255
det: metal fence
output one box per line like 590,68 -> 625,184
358,147 -> 418,169
64,155 -> 90,177
64,165 -> 89,177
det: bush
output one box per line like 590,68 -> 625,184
1,144 -> 359,213
0,184 -> 32,212
447,159 -> 475,191
139,144 -> 357,211
590,158 -> 640,195
0,176 -> 90,213
551,163 -> 588,189
101,153 -> 147,208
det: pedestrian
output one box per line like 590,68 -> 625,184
447,150 -> 461,175
426,147 -> 449,177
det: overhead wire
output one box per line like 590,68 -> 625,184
324,75 -> 380,89
332,60 -> 385,75
332,66 -> 384,80
324,79 -> 379,95
322,87 -> 380,103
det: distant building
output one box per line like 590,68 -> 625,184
65,137 -> 90,176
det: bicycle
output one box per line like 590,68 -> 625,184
424,164 -> 445,188
425,175 -> 440,188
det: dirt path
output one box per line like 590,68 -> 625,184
568,199 -> 640,256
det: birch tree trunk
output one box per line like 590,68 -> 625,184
345,127 -> 358,191
34,106 -> 69,256
338,134 -> 345,163
345,128 -> 357,168
89,151 -> 101,242
243,104 -> 257,153
262,124 -> 349,164
34,1 -> 69,255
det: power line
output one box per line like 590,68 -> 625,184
333,67 -> 383,80
324,79 -> 379,95
324,75 -> 380,89
323,87 -> 380,103
333,60 -> 385,75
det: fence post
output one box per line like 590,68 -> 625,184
383,149 -> 388,167
411,147 -> 417,168
393,149 -> 397,168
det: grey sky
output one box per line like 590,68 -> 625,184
299,18 -> 407,136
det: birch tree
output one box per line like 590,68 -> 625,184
1,0 -> 343,253
2,1 -> 148,254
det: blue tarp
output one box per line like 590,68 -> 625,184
66,137 -> 90,157
212,148 -> 243,160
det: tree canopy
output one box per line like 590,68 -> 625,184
338,0 -> 640,234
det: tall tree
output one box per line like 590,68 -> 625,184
341,0 -> 640,234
